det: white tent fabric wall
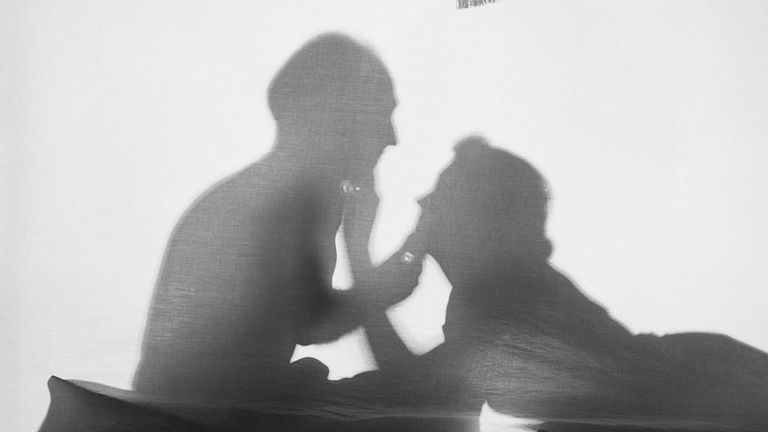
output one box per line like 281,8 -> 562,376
3,1 -> 768,431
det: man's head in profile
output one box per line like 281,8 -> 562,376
267,33 -> 397,183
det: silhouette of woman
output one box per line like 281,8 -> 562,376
355,135 -> 768,431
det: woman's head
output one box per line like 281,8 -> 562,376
418,136 -> 551,273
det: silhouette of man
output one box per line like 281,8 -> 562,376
132,33 -> 420,402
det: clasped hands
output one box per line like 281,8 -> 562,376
340,177 -> 424,312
